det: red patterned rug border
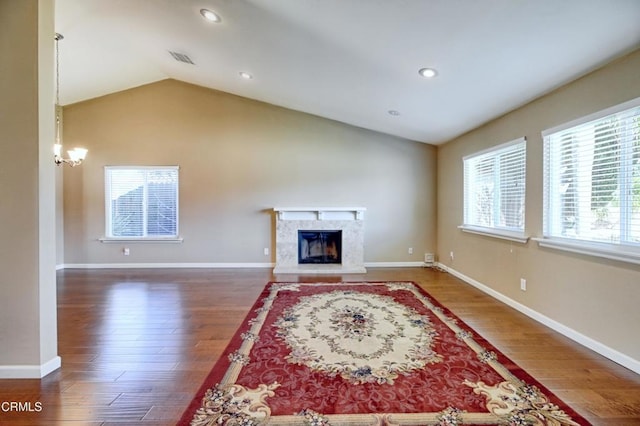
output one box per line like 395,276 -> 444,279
178,281 -> 591,425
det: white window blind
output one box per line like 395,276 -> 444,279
543,98 -> 640,248
105,166 -> 179,239
463,138 -> 526,235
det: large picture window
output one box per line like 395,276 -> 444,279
541,97 -> 640,261
105,166 -> 179,239
462,137 -> 527,242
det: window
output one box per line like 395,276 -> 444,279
461,137 -> 527,242
104,166 -> 179,240
541,97 -> 640,262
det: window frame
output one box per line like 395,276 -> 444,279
537,96 -> 640,264
102,165 -> 182,243
460,137 -> 528,243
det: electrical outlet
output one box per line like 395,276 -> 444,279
408,247 -> 413,255
263,247 -> 269,256
450,251 -> 454,261
520,278 -> 527,291
123,247 -> 130,256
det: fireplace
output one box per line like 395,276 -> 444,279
298,230 -> 342,264
273,207 -> 366,274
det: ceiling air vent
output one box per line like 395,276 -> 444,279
169,51 -> 195,65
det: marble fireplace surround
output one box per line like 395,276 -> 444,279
273,207 -> 366,274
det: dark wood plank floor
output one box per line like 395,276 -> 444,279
0,267 -> 638,425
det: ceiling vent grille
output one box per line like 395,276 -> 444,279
169,51 -> 195,65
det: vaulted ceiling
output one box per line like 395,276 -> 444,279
55,0 -> 640,145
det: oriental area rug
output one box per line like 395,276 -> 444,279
179,281 -> 590,425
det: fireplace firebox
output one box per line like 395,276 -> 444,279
298,230 -> 342,264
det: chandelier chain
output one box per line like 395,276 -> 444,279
55,33 -> 61,106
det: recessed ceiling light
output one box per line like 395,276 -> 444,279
200,9 -> 221,22
388,110 -> 400,116
418,68 -> 437,78
239,71 -> 253,80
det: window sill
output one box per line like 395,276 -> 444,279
532,237 -> 640,265
458,225 -> 529,243
99,237 -> 184,244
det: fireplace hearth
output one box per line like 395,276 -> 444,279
298,230 -> 342,264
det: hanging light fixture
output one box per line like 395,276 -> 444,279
53,33 -> 87,167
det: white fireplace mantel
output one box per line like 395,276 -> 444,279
273,207 -> 366,221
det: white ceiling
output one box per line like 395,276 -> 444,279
54,0 -> 640,145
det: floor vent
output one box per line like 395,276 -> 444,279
424,253 -> 435,267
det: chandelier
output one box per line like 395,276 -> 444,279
54,33 -> 87,167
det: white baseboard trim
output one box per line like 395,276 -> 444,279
60,262 -> 276,269
365,261 -> 426,268
436,262 -> 640,375
0,356 -> 61,379
59,262 -> 428,270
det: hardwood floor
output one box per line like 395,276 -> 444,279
0,267 -> 638,425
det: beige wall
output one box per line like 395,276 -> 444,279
437,49 -> 640,363
62,79 -> 437,265
0,0 -> 59,376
